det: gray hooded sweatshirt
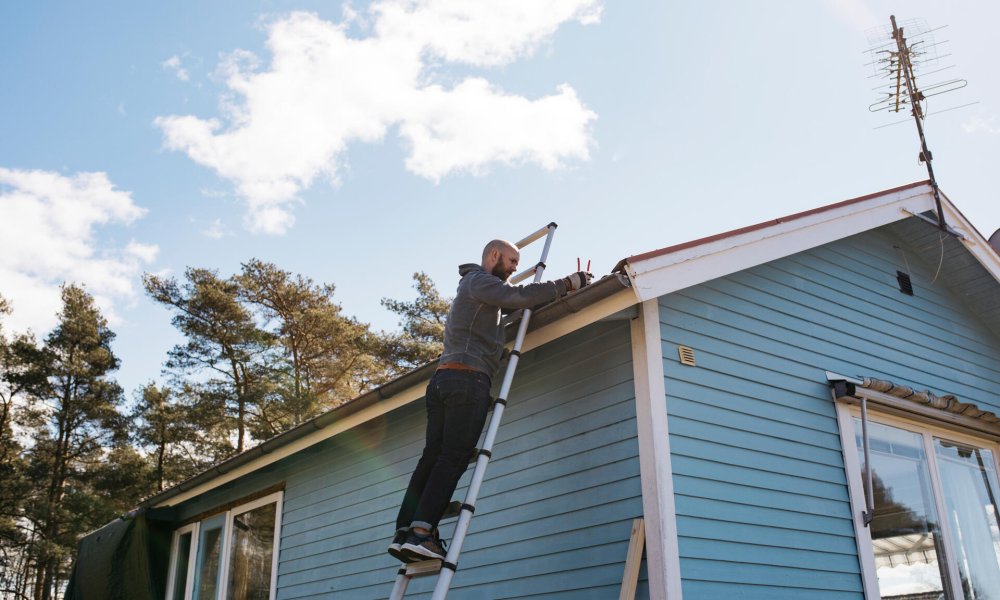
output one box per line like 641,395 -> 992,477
439,263 -> 568,378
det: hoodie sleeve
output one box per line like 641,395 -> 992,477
467,272 -> 567,309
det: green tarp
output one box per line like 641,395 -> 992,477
65,508 -> 172,600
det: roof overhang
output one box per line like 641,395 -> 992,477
145,275 -> 635,509
616,181 -> 1000,302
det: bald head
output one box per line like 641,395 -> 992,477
482,239 -> 520,281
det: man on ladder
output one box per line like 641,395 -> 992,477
388,238 -> 592,563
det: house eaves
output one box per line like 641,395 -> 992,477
142,273 -> 634,509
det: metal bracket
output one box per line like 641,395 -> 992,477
901,208 -> 966,240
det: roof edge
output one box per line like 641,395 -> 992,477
138,273 -> 632,509
617,180 -> 931,271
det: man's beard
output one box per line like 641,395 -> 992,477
491,262 -> 510,280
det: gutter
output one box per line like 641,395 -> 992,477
138,272 -> 632,510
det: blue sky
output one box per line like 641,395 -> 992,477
2,1 -> 998,397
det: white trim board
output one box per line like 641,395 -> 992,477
155,288 -> 637,508
833,402 -> 880,600
624,185 -> 937,302
630,299 -> 683,599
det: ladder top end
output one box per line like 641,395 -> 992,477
548,222 -> 558,229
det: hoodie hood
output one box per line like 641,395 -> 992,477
458,263 -> 482,277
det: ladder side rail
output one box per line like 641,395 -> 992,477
388,568 -> 410,600
429,225 -> 556,600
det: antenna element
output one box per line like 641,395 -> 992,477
865,16 -> 970,232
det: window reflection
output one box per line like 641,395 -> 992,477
196,526 -> 223,600
226,503 -> 277,600
935,439 -> 1000,600
856,419 -> 949,598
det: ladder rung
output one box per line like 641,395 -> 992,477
402,559 -> 443,578
514,222 -> 556,249
509,265 -> 538,285
440,500 -> 462,520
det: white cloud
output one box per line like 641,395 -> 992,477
200,187 -> 229,199
202,218 -> 232,239
155,1 -> 600,235
0,168 -> 158,336
162,55 -> 190,81
963,115 -> 1000,135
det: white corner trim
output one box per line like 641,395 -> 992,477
834,401 -> 880,600
630,299 -> 683,599
155,288 -> 639,509
625,186 -> 935,302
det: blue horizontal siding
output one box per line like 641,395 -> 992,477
272,320 -> 644,599
661,225 -> 1000,598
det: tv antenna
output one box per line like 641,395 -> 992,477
865,15 -> 971,234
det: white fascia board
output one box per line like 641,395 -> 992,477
625,186 -> 935,302
940,198 -> 1000,285
154,288 -> 638,508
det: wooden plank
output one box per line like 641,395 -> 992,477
675,516 -> 857,555
667,284 -> 1000,402
672,494 -> 854,536
672,475 -> 850,518
679,557 -> 863,591
679,537 -> 859,573
669,434 -> 847,484
668,413 -> 844,463
681,579 -> 860,600
669,455 -> 849,501
619,518 -> 645,600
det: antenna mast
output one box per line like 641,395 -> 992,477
866,15 -> 969,232
890,15 -> 945,229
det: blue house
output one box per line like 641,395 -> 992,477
72,181 -> 1000,599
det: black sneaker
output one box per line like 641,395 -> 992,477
400,530 -> 447,561
387,532 -> 413,562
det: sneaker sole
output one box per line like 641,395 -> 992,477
388,544 -> 420,563
400,543 -> 445,562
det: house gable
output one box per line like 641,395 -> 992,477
657,221 -> 1000,598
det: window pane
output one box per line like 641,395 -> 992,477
935,439 -> 1000,600
195,524 -> 224,600
856,419 -> 949,598
226,502 -> 277,600
171,532 -> 193,600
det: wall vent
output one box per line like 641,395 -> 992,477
896,271 -> 914,296
678,346 -> 696,366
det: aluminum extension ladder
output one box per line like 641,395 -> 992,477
389,222 -> 559,600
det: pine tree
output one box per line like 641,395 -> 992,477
15,285 -> 127,600
236,259 -> 387,434
380,272 -> 450,372
131,383 -> 206,492
0,294 -> 33,598
143,269 -> 272,454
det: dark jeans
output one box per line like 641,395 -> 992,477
395,369 -> 492,533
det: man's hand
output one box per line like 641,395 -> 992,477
563,271 -> 594,292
